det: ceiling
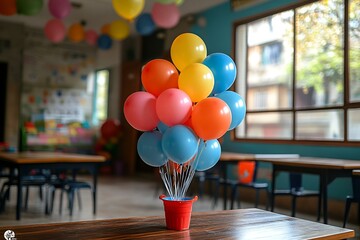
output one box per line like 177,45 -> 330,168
0,0 -> 228,32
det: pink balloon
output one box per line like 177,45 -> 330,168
48,0 -> 72,19
85,30 -> 98,46
124,91 -> 159,131
156,88 -> 192,126
44,19 -> 66,43
151,3 -> 180,29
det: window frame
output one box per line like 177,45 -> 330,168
231,0 -> 360,146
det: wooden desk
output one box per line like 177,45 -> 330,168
0,209 -> 353,239
220,152 -> 360,224
0,152 -> 106,220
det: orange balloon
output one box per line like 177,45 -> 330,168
0,0 -> 16,16
141,59 -> 179,96
192,97 -> 231,140
68,23 -> 85,43
101,24 -> 111,34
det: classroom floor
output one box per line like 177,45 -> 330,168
0,174 -> 358,239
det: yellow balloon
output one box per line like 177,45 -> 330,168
170,33 -> 207,71
178,63 -> 214,102
109,19 -> 130,40
112,0 -> 145,20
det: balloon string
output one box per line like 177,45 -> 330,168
159,139 -> 206,200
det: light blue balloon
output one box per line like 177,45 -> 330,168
157,121 -> 169,134
137,131 -> 168,167
135,13 -> 156,36
203,53 -> 237,95
196,139 -> 221,171
216,91 -> 246,130
162,125 -> 198,164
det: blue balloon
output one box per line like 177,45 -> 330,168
97,34 -> 112,50
203,53 -> 237,95
135,13 -> 156,36
162,125 -> 198,164
137,131 -> 168,167
157,121 -> 169,133
216,91 -> 246,130
196,139 -> 221,171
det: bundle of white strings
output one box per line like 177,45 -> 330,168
159,140 -> 205,200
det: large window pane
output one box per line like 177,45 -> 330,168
296,110 -> 344,140
245,112 -> 292,139
295,0 -> 344,108
348,109 -> 360,140
246,11 -> 294,111
349,0 -> 360,102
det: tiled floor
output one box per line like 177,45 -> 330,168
0,174 -> 359,239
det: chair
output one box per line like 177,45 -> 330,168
48,173 -> 93,216
192,169 -> 221,208
343,171 -> 360,227
0,170 -> 48,213
214,161 -> 269,210
272,173 -> 321,220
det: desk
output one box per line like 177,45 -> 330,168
0,208 -> 354,239
220,152 -> 360,224
0,152 -> 106,220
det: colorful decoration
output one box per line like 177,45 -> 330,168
151,3 -> 180,29
48,0 -> 71,19
0,0 -> 17,16
112,0 -> 145,21
67,23 -> 85,43
17,0 -> 43,16
44,19 -> 66,43
123,33 -> 246,201
109,19 -> 130,41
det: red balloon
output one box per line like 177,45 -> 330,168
141,59 -> 178,97
156,88 -> 192,126
124,91 -> 159,131
44,19 -> 66,43
0,0 -> 16,16
85,29 -> 98,46
192,97 -> 231,140
100,119 -> 121,140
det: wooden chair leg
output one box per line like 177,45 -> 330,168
343,197 -> 352,228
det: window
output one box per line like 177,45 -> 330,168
234,0 -> 360,145
92,69 -> 110,125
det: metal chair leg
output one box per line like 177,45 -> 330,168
343,197 -> 352,228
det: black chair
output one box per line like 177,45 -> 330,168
0,173 -> 48,213
214,161 -> 269,210
343,171 -> 360,227
48,173 -> 93,216
272,173 -> 321,220
192,170 -> 221,208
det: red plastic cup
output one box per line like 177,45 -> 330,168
159,194 -> 198,231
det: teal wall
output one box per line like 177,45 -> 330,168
191,0 -> 360,200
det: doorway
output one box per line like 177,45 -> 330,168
0,62 -> 7,142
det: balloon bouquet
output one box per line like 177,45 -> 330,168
124,33 -> 246,200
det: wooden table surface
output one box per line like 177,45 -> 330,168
0,209 -> 354,240
0,152 -> 106,164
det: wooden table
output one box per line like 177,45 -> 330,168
220,152 -> 360,224
0,152 -> 106,220
0,208 -> 354,239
